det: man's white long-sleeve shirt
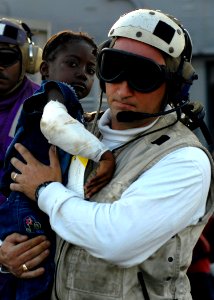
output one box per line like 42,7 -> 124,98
39,109 -> 211,267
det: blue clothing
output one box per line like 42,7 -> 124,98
0,77 -> 40,204
0,81 -> 84,300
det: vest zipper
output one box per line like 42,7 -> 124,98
137,271 -> 150,300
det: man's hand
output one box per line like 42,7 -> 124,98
0,233 -> 50,278
84,150 -> 115,198
10,143 -> 62,200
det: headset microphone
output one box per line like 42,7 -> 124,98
117,111 -> 163,122
116,102 -> 187,122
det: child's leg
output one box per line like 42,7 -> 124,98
0,192 -> 55,299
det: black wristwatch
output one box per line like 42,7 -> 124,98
35,181 -> 53,202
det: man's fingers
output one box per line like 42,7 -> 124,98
10,143 -> 36,174
18,246 -> 50,279
20,267 -> 45,279
10,182 -> 23,192
10,157 -> 26,174
17,240 -> 50,278
18,238 -> 50,259
4,233 -> 29,244
21,247 -> 50,270
14,143 -> 37,164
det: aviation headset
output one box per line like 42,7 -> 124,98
95,9 -> 214,148
96,9 -> 198,108
0,17 -> 42,74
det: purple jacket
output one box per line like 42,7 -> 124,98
0,76 -> 39,203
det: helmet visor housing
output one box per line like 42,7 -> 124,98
98,48 -> 167,93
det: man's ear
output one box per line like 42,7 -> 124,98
40,61 -> 49,79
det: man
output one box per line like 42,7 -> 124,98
0,9 -> 214,300
0,17 -> 42,204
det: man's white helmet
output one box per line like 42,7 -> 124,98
107,9 -> 198,104
108,9 -> 186,59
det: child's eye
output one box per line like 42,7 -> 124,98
69,62 -> 77,67
87,67 -> 96,75
65,59 -> 78,68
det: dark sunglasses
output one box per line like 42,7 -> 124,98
0,48 -> 21,68
98,48 -> 168,93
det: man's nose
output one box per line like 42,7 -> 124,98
116,80 -> 133,97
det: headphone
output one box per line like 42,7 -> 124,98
164,22 -> 198,107
0,18 -> 42,74
96,38 -> 112,93
96,9 -> 198,106
20,22 -> 43,74
95,11 -> 214,149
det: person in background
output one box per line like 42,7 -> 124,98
0,16 -> 42,299
0,17 -> 42,205
1,9 -> 214,300
0,30 -> 115,300
188,215 -> 214,300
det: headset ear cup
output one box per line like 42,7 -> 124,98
96,39 -> 113,93
26,45 -> 43,74
167,62 -> 198,106
180,61 -> 198,100
182,61 -> 197,82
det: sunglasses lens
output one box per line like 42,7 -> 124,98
99,49 -> 166,92
100,50 -> 124,81
130,57 -> 165,92
0,49 -> 20,67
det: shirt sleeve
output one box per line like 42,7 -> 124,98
38,147 -> 211,267
40,100 -> 108,162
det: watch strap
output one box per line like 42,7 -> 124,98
35,181 -> 53,202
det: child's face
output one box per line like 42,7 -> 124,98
43,40 -> 96,99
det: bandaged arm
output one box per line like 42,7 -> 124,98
40,100 -> 108,162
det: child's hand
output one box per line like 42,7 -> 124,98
84,150 -> 115,198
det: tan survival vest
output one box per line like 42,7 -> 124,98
52,112 -> 214,300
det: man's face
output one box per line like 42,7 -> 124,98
105,38 -> 167,130
42,40 -> 96,99
0,44 -> 21,95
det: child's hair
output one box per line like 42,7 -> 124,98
42,30 -> 98,62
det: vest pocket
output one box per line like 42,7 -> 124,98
66,247 -> 123,297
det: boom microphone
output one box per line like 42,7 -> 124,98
117,111 -> 155,122
116,98 -> 191,122
116,108 -> 179,122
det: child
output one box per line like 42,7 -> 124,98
0,31 -> 115,300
